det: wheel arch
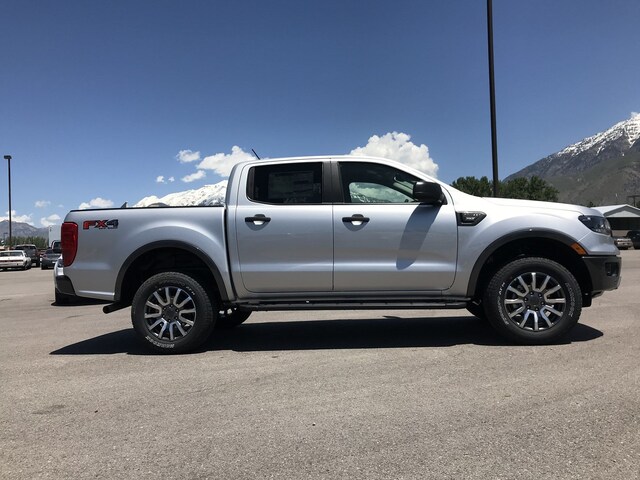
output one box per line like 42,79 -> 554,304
114,241 -> 230,307
467,230 -> 593,306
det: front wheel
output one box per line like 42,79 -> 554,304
483,257 -> 582,344
131,272 -> 216,354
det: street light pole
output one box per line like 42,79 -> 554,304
487,0 -> 500,197
3,155 -> 12,248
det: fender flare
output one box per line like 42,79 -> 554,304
466,229 -> 580,297
114,240 -> 231,303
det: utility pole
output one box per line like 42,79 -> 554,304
3,155 -> 12,248
487,0 -> 500,197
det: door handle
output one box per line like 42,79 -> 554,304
245,214 -> 271,225
342,214 -> 369,225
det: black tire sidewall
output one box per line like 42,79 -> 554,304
131,272 -> 216,354
484,257 -> 582,344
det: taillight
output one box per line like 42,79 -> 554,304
61,222 -> 78,267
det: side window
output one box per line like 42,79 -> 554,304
248,163 -> 323,204
339,162 -> 421,203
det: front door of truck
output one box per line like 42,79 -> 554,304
234,161 -> 333,293
332,161 -> 458,292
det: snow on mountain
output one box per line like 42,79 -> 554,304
134,180 -> 228,207
555,113 -> 640,158
507,113 -> 640,206
508,113 -> 640,180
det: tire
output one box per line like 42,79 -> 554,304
216,308 -> 251,329
483,257 -> 582,344
131,272 -> 216,354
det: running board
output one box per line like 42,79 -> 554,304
237,299 -> 469,312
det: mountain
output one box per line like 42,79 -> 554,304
506,114 -> 640,206
134,181 -> 228,207
0,220 -> 49,239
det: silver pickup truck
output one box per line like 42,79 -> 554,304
57,156 -> 621,353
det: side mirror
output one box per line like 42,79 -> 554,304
413,181 -> 446,205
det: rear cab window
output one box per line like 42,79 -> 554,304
247,163 -> 324,204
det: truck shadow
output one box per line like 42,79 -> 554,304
50,315 -> 603,355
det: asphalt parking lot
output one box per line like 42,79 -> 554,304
1,252 -> 639,480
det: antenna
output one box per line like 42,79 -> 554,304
251,149 -> 260,160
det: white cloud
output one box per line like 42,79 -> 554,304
631,112 -> 639,119
168,176 -> 175,182
1,210 -> 34,225
197,146 -> 254,177
182,170 -> 206,183
78,197 -> 114,210
178,135 -> 435,183
176,149 -> 201,163
156,176 -> 166,183
40,214 -> 61,227
349,132 -> 439,178
35,200 -> 51,208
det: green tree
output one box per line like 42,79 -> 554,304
8,236 -> 48,249
451,175 -> 559,202
500,176 -> 558,201
451,176 -> 493,197
499,177 -> 530,199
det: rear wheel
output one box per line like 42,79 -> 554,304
131,272 -> 216,354
483,257 -> 582,344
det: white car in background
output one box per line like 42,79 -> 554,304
0,250 -> 32,271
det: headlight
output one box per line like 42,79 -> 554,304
578,215 -> 612,235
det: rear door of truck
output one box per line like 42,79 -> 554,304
232,161 -> 333,293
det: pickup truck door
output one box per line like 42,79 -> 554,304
233,161 -> 333,293
333,161 -> 458,291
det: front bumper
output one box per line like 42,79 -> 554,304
582,255 -> 621,295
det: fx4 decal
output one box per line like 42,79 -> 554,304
83,219 -> 119,230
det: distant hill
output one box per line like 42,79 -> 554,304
506,114 -> 640,206
0,220 -> 49,239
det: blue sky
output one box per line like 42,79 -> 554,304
1,0 -> 639,228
